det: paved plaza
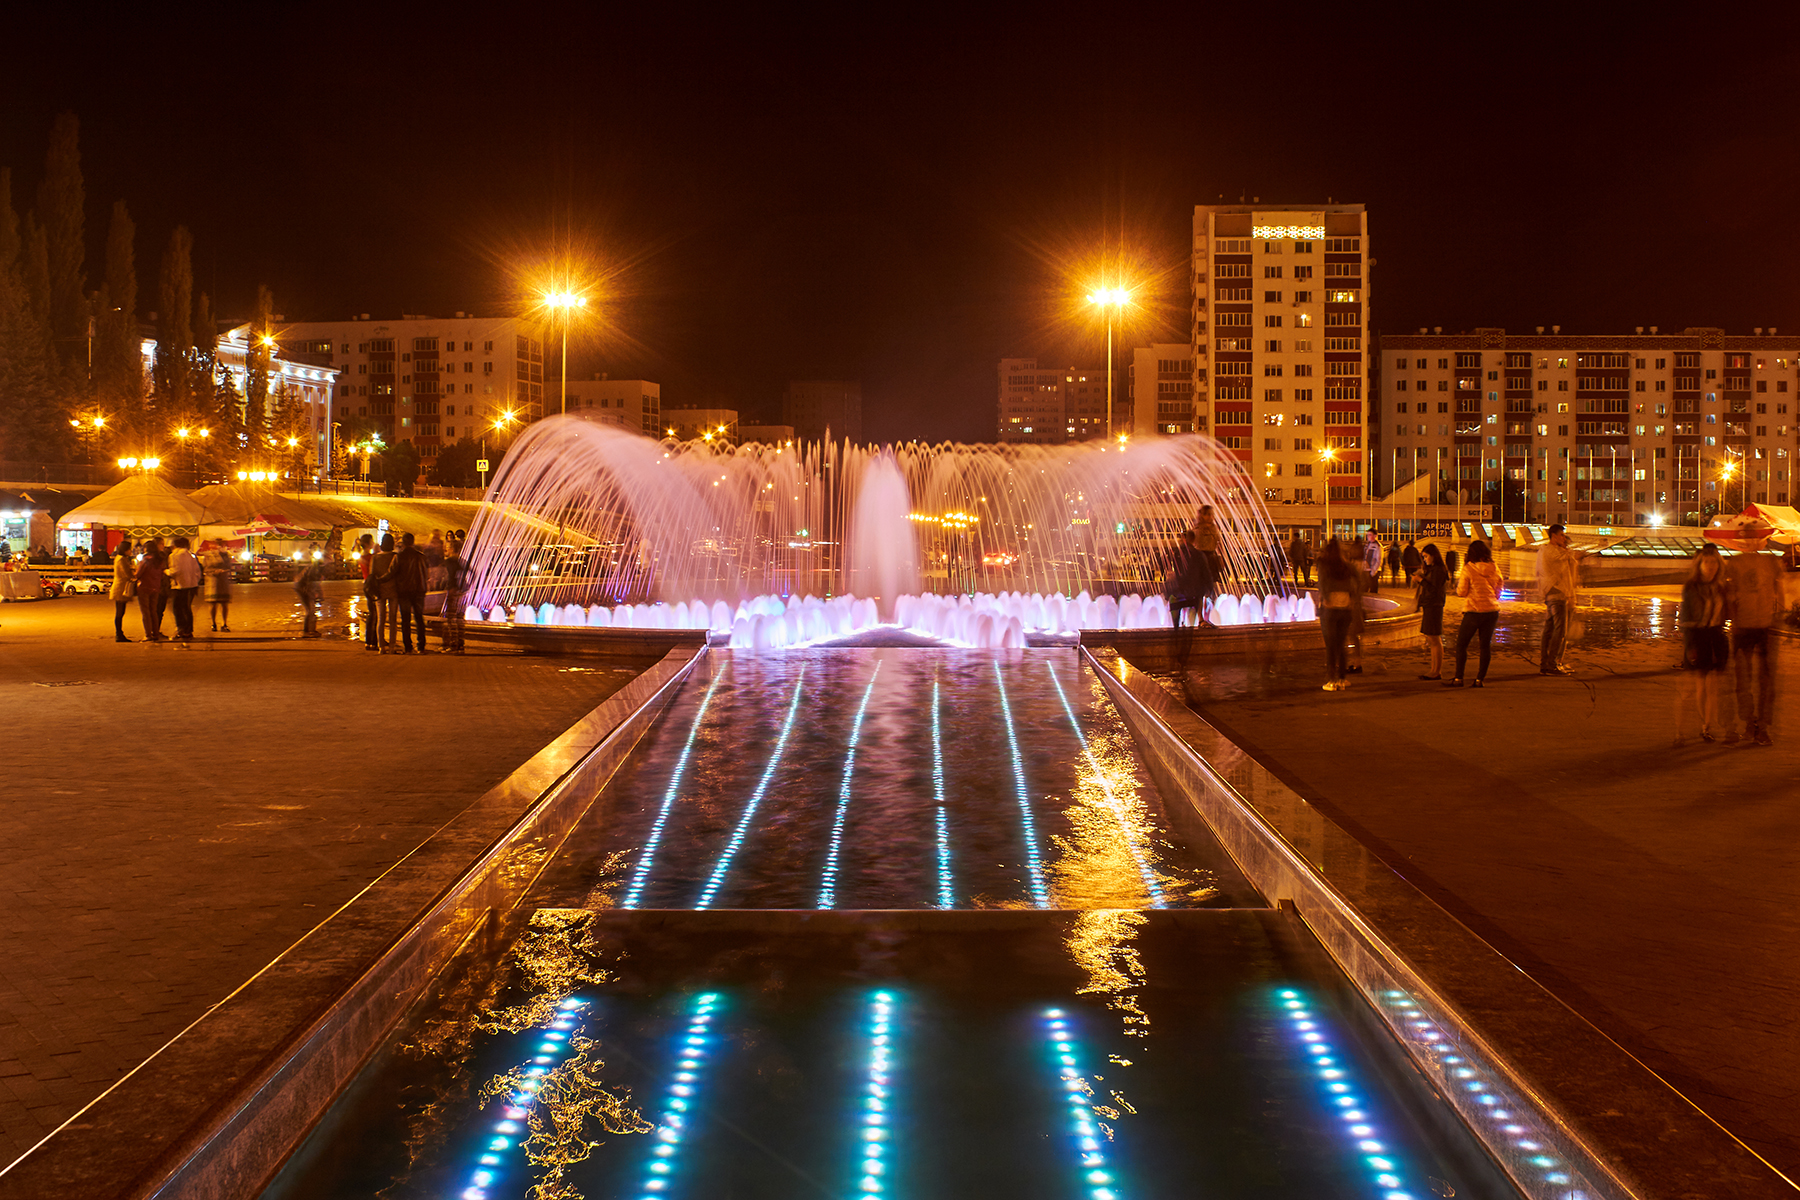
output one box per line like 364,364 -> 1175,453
1155,589 -> 1800,1179
0,582 -> 640,1167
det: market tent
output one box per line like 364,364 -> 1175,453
188,482 -> 341,537
56,474 -> 219,539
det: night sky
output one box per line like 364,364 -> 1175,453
5,6 -> 1799,443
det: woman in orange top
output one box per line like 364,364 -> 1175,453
1446,540 -> 1503,688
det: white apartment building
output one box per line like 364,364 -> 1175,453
1377,327 -> 1800,526
280,314 -> 547,468
1127,343 -> 1196,437
996,358 -> 1115,444
563,376 -> 662,437
1192,204 -> 1369,507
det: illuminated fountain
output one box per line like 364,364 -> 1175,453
461,416 -> 1311,644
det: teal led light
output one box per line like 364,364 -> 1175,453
854,990 -> 898,1195
1043,1008 -> 1121,1200
932,675 -> 954,908
1279,988 -> 1415,1199
697,668 -> 806,908
459,996 -> 587,1200
817,661 -> 883,908
1043,661 -> 1163,906
635,992 -> 723,1200
993,661 -> 1051,907
623,668 -> 726,908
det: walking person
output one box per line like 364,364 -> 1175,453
355,533 -> 378,650
165,536 -> 203,641
1447,540 -> 1503,688
1536,523 -> 1586,676
1316,538 -> 1358,691
295,554 -> 324,637
1386,539 -> 1402,585
1195,505 -> 1224,587
1412,543 -> 1449,680
394,531 -> 430,653
1165,530 -> 1213,629
1401,539 -> 1422,587
135,537 -> 167,642
1675,544 -> 1730,744
443,537 -> 473,653
1362,531 -> 1383,593
205,546 -> 234,631
370,533 -> 399,653
109,538 -> 136,643
1288,532 -> 1312,588
1723,543 -> 1782,745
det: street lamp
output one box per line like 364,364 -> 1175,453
1319,446 -> 1338,541
542,290 -> 588,417
1720,458 -> 1738,515
483,410 -> 518,488
1085,285 -> 1131,440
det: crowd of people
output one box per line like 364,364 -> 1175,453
352,529 -> 473,655
107,535 -> 238,642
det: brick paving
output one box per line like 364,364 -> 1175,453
1154,589 -> 1800,1179
0,582 -> 640,1166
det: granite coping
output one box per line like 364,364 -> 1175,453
1084,646 -> 1798,1200
0,645 -> 707,1200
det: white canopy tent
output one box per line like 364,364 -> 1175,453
56,475 -> 220,542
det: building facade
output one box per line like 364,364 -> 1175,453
563,376 -> 661,437
1127,343 -> 1196,437
996,358 -> 1115,444
1192,204 -> 1369,507
1376,327 -> 1800,526
279,314 -> 546,468
782,380 -> 863,443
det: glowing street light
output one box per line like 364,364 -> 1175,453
1319,446 -> 1338,540
542,289 -> 590,417
1086,285 -> 1133,440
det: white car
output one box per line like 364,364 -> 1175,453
61,577 -> 106,596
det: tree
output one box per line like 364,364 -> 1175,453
95,200 -> 147,443
36,112 -> 85,385
269,380 -> 312,476
0,169 -> 70,462
377,439 -> 420,495
154,226 -> 193,411
245,284 -> 274,437
427,436 -> 504,488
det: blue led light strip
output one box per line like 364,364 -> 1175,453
932,675 -> 954,908
1044,1008 -> 1122,1200
634,992 -> 723,1199
993,660 -> 1051,908
1043,661 -> 1164,907
1278,987 -> 1416,1200
696,668 -> 807,908
623,667 -> 727,909
817,661 -> 884,909
855,990 -> 898,1196
459,996 -> 588,1200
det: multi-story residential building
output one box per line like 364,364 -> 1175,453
139,324 -> 340,474
996,358 -> 1115,444
1127,343 -> 1196,437
1376,327 -> 1800,526
279,314 -> 546,470
1192,204 -> 1369,508
782,380 -> 863,444
563,375 -> 661,437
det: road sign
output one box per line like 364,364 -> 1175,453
476,459 -> 489,473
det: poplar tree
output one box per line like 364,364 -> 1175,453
245,283 -> 274,436
36,112 -> 85,383
155,226 -> 193,411
95,200 -> 143,418
0,170 -> 68,460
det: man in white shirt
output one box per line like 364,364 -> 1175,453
165,535 -> 204,641
1536,524 -> 1585,675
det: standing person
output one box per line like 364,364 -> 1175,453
1165,530 -> 1212,629
1362,531 -> 1383,593
426,529 -> 446,591
1412,543 -> 1450,680
1447,540 -> 1503,688
205,546 -> 234,631
1675,544 -> 1729,744
1194,505 -> 1223,587
1723,545 -> 1782,745
442,536 -> 473,653
295,554 -> 324,637
370,533 -> 399,653
135,537 -> 167,642
1385,539 -> 1402,585
1316,538 -> 1357,691
109,538 -> 136,643
1288,532 -> 1312,588
394,531 -> 430,653
165,536 -> 203,641
1401,539 -> 1422,586
1445,546 -> 1460,581
1536,523 -> 1586,676
356,533 -> 378,650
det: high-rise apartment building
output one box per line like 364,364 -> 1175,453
782,380 -> 863,443
996,358 -> 1115,444
563,376 -> 662,437
1192,204 -> 1369,507
1376,327 -> 1800,526
280,314 -> 546,468
1127,343 -> 1196,437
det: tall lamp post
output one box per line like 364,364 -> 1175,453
543,291 -> 588,417
484,410 -> 517,489
1319,446 -> 1338,542
1086,286 -> 1131,440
